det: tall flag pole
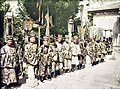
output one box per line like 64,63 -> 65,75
37,0 -> 42,47
45,6 -> 50,36
41,11 -> 44,25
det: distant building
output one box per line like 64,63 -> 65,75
87,0 -> 120,38
86,0 -> 120,60
76,0 -> 120,39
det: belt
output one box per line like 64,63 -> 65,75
72,55 -> 78,57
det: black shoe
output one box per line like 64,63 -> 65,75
92,62 -> 96,66
100,59 -> 104,63
71,68 -> 75,72
68,69 -> 71,73
96,60 -> 99,64
77,64 -> 82,70
48,75 -> 51,80
40,76 -> 44,82
81,65 -> 85,69
51,72 -> 56,78
58,69 -> 61,75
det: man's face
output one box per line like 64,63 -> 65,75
7,40 -> 13,46
43,40 -> 48,45
73,39 -> 77,43
30,37 -> 36,43
58,38 -> 61,42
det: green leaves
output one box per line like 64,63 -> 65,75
48,0 -> 79,35
0,0 -> 10,13
0,0 -> 6,9
18,0 -> 79,35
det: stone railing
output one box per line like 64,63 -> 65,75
112,34 -> 120,60
113,45 -> 120,60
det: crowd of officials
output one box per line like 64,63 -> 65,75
0,34 -> 112,89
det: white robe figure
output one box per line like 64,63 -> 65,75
71,42 -> 81,66
62,41 -> 71,70
55,41 -> 63,69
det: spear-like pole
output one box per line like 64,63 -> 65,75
45,6 -> 50,36
38,0 -> 42,47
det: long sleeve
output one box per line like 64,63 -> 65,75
0,46 -> 6,67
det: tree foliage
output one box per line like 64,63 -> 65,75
17,0 -> 28,19
0,0 -> 6,9
0,0 -> 10,40
18,0 -> 79,35
48,0 -> 79,35
0,0 -> 10,13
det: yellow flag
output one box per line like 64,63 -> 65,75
36,0 -> 39,8
45,13 -> 49,20
36,0 -> 42,8
49,15 -> 53,27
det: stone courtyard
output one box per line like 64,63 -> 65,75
17,55 -> 120,89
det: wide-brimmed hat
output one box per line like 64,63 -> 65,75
6,35 -> 14,41
30,32 -> 36,37
73,35 -> 78,39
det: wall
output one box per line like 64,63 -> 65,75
92,14 -> 119,38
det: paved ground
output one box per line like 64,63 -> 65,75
17,55 -> 120,89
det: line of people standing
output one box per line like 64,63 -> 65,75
0,34 -> 112,89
